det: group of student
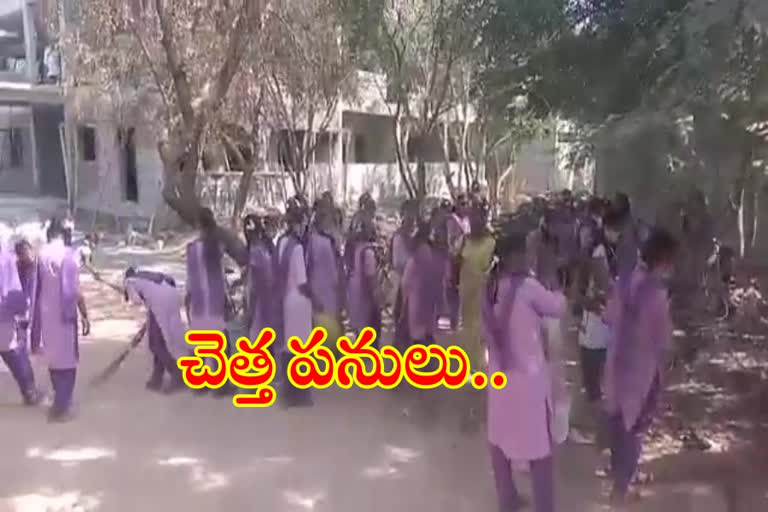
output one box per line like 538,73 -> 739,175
0,218 -> 90,423
483,190 -> 677,511
0,188 -> 678,510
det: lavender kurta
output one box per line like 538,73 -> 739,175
347,242 -> 377,332
246,241 -> 274,342
401,244 -> 442,340
125,277 -> 188,360
604,268 -> 672,431
32,239 -> 80,370
485,277 -> 566,462
277,236 -> 313,351
307,232 -> 341,316
389,229 -> 412,306
0,247 -> 24,352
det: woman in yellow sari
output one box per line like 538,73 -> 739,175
455,203 -> 495,431
458,203 -> 496,371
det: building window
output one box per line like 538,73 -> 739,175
79,126 -> 96,162
118,128 -> 138,203
354,134 -> 365,163
8,128 -> 23,168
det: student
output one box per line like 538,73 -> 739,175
307,206 -> 344,345
483,232 -> 566,512
30,218 -> 90,422
0,236 -> 41,406
610,193 -> 641,282
345,193 -> 376,275
124,268 -> 187,394
390,200 -> 419,352
430,202 -> 453,327
457,202 -> 495,370
399,221 -> 442,347
526,210 -> 559,290
185,208 -> 232,397
577,208 -> 616,430
574,197 -> 607,315
243,214 -> 275,346
445,195 -> 470,330
14,239 -> 36,340
347,217 -> 381,342
604,228 -> 678,504
274,197 -> 314,408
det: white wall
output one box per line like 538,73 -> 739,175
0,105 -> 35,194
75,121 -> 163,219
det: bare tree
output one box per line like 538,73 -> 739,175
65,0 -> 263,262
338,0 -> 480,200
260,0 -> 357,198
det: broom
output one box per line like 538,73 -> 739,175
89,321 -> 148,387
84,262 -> 149,387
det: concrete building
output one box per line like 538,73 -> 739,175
0,0 -> 68,203
7,1 -> 578,226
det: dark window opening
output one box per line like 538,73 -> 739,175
277,129 -> 304,170
225,143 -> 253,172
354,134 -> 365,163
79,126 -> 96,161
407,138 -> 417,162
9,128 -> 23,168
118,128 -> 138,203
447,138 -> 459,162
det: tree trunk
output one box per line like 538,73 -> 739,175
161,143 -> 247,267
751,175 -> 761,250
416,158 -> 427,200
232,164 -> 255,227
738,185 -> 746,258
393,114 -> 415,198
440,124 -> 457,200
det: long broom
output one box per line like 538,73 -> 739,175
83,262 -> 150,387
89,321 -> 148,387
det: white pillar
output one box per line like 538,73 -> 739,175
29,111 -> 40,193
21,0 -> 38,83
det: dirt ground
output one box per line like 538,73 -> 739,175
0,240 -> 766,512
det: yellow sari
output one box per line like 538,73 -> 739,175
458,234 -> 496,370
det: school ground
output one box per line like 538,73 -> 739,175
0,232 -> 764,512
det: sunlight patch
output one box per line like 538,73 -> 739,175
281,489 -> 326,510
190,466 -> 230,492
4,489 -> 101,512
362,464 -> 399,479
261,455 -> 294,464
385,445 -> 421,463
26,446 -> 116,464
157,456 -> 201,467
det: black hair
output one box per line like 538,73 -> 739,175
358,192 -> 375,212
400,199 -> 419,219
14,239 -> 31,254
284,196 -> 308,228
495,231 -> 527,263
243,214 -> 268,247
198,207 -> 222,279
414,220 -> 432,244
614,192 -> 631,217
588,197 -> 604,215
46,217 -> 65,241
641,228 -> 679,268
485,231 -> 527,304
603,208 -> 624,231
